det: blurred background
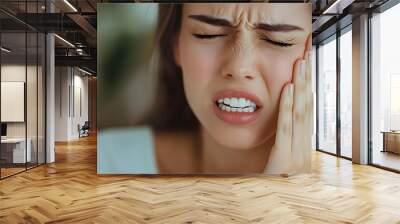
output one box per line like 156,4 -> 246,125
98,3 -> 159,130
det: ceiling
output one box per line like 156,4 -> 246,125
312,0 -> 390,43
0,0 -> 395,74
0,0 -> 97,74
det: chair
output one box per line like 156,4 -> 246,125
78,121 -> 90,138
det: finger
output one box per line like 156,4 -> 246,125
304,94 -> 314,172
305,51 -> 312,135
293,59 -> 307,121
291,58 -> 307,174
265,83 -> 293,175
276,83 -> 294,157
306,51 -> 312,96
304,51 -> 313,172
303,33 -> 312,60
302,32 -> 313,130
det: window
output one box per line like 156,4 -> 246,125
340,28 -> 352,158
370,2 -> 400,171
317,36 -> 337,154
0,1 -> 47,179
312,46 -> 317,150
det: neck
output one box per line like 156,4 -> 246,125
199,128 -> 274,173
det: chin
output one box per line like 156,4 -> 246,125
207,125 -> 269,150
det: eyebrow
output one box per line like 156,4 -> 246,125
188,15 -> 232,27
188,14 -> 304,32
255,23 -> 304,32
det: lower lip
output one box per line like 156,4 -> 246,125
213,103 -> 262,125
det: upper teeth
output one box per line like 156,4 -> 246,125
217,97 -> 257,112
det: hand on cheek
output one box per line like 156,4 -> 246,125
264,34 -> 313,176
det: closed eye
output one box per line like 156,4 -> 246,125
192,33 -> 227,39
192,33 -> 295,48
260,36 -> 295,47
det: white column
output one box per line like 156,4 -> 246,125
45,0 -> 55,163
46,33 -> 55,163
352,14 -> 369,164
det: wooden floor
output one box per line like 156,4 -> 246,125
372,150 -> 400,171
1,163 -> 45,178
1,167 -> 26,178
1,135 -> 400,223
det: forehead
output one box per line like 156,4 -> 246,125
182,3 -> 311,31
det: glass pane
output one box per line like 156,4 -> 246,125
0,1 -> 46,178
26,0 -> 39,169
371,3 -> 400,171
38,32 -> 45,165
1,30 -> 27,177
340,29 -> 352,158
318,37 -> 337,154
27,31 -> 38,169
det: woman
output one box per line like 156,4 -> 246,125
98,3 -> 313,175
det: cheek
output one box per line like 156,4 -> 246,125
260,49 -> 302,100
179,35 -> 223,89
261,57 -> 290,106
178,35 -> 221,109
181,45 -> 216,82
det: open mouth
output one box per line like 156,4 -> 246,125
212,90 -> 263,125
215,97 -> 260,113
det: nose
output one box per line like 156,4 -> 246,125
220,33 -> 259,81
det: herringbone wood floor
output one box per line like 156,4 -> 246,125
1,134 -> 400,223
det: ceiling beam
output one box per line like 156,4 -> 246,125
55,55 -> 96,71
67,13 -> 97,46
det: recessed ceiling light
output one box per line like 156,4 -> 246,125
54,34 -> 75,48
78,67 -> 93,76
322,0 -> 355,15
63,0 -> 78,12
1,47 -> 11,53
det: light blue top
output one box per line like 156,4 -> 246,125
97,126 -> 158,174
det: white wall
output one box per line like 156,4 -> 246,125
55,66 -> 69,141
1,63 -> 46,164
55,67 -> 89,141
72,73 -> 89,138
1,65 -> 37,137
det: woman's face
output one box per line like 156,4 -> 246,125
175,3 -> 311,149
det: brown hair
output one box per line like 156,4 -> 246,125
146,2 -> 278,131
145,4 -> 199,131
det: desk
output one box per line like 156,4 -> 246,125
382,131 -> 400,154
1,138 -> 31,163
